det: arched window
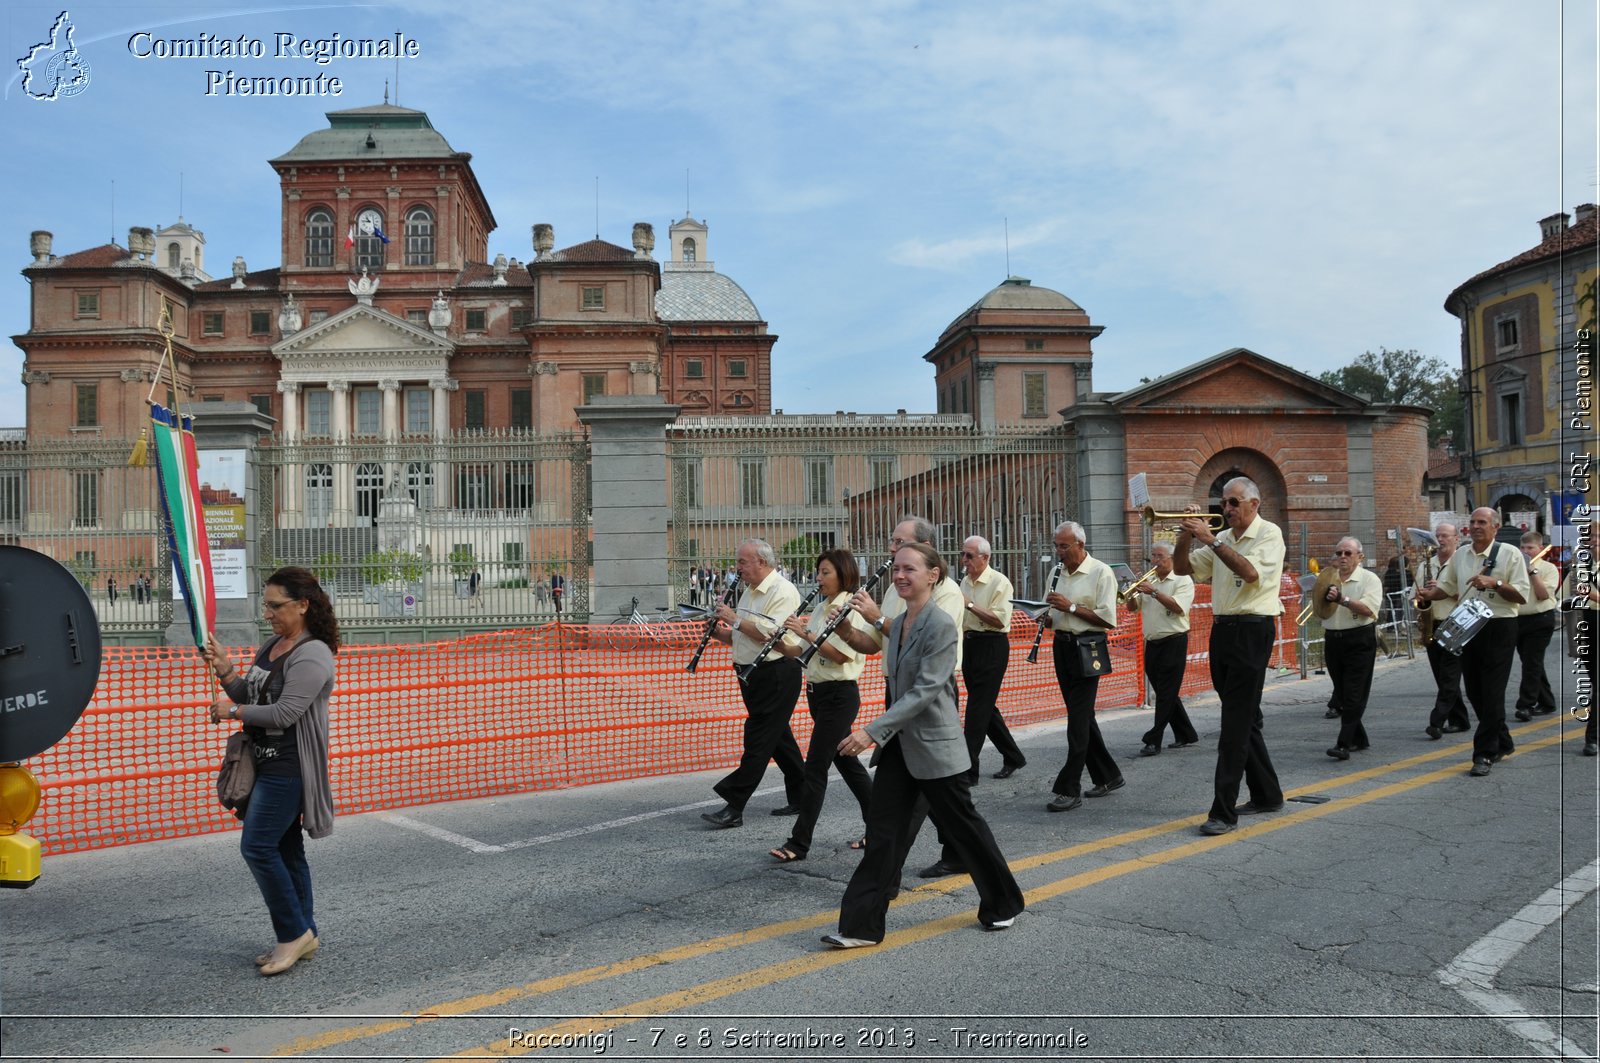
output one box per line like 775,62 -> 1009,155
355,462 -> 383,526
305,208 -> 333,267
403,206 -> 434,266
681,237 -> 697,263
167,243 -> 181,269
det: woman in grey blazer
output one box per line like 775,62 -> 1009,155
824,542 -> 1025,948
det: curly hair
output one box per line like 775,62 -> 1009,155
266,565 -> 341,653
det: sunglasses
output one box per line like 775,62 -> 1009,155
1333,550 -> 1357,557
1222,497 -> 1246,507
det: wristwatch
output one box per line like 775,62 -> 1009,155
1067,603 -> 1077,615
873,616 -> 888,633
1494,580 -> 1503,591
229,705 -> 239,720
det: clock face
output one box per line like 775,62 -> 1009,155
358,209 -> 382,235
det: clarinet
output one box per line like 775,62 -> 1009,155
797,556 -> 894,667
686,578 -> 740,674
735,585 -> 823,685
1026,563 -> 1063,664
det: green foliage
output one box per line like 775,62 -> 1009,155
312,551 -> 343,585
777,535 -> 826,576
65,555 -> 96,588
361,549 -> 426,585
498,576 -> 529,589
1318,347 -> 1463,447
447,544 -> 476,579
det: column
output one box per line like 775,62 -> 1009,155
277,381 -> 302,521
380,379 -> 401,497
329,381 -> 353,526
429,377 -> 456,511
976,361 -> 997,429
629,359 -> 660,397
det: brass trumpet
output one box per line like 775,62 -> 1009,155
1141,504 -> 1225,531
1117,564 -> 1161,604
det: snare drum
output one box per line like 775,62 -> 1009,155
1433,597 -> 1493,656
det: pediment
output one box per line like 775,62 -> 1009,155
271,304 -> 453,383
1112,347 -> 1366,412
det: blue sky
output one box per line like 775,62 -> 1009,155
2,0 -> 1595,428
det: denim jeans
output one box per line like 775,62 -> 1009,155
240,775 -> 315,944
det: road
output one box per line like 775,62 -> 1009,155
2,643 -> 1596,1062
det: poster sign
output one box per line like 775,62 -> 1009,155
173,449 -> 249,600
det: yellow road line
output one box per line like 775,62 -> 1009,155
275,717 -> 1571,1058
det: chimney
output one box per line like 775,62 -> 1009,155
531,224 -> 554,260
632,222 -> 655,259
1575,203 -> 1597,225
30,231 -> 52,265
1539,212 -> 1569,241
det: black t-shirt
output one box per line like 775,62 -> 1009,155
242,638 -> 301,778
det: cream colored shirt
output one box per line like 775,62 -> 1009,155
1046,554 -> 1118,635
1436,539 -> 1531,621
1322,566 -> 1384,631
1138,572 -> 1193,640
1417,557 -> 1456,620
731,568 -> 801,666
1188,515 -> 1286,616
1518,558 -> 1559,617
1560,564 -> 1598,612
960,566 -> 1014,633
803,591 -> 865,682
874,575 -> 966,667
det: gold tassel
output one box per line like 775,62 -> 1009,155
127,426 -> 148,467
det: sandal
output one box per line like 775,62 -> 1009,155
769,846 -> 805,863
849,835 -> 867,850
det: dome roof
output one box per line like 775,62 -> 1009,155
271,104 -> 460,163
969,275 -> 1081,313
656,269 -> 762,322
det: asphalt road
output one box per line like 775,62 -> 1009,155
2,641 -> 1596,1063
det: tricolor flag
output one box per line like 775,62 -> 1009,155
149,403 -> 215,647
344,224 -> 355,250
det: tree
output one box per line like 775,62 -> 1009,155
1318,348 -> 1463,446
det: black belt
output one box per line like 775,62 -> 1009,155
1214,615 -> 1275,625
1145,632 -> 1188,643
807,680 -> 855,694
1324,625 -> 1374,639
964,630 -> 1007,639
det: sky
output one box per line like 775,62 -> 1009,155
1,0 -> 1596,429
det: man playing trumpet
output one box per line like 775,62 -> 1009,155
1126,543 -> 1200,756
1320,538 -> 1383,760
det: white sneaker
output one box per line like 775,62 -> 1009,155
820,933 -> 877,949
982,916 -> 1017,931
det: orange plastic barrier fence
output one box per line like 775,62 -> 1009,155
26,582 -> 1301,855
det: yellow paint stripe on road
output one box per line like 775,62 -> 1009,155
275,717 -> 1570,1057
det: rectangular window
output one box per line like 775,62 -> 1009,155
1023,372 -> 1047,418
1024,338 -> 1045,351
250,393 -> 273,419
202,311 -> 224,336
75,291 -> 99,318
680,459 -> 703,509
1501,392 -> 1524,446
684,359 -> 704,379
806,457 -> 832,507
73,471 -> 99,527
464,390 -> 486,429
354,389 -> 381,435
510,388 -> 532,429
1496,319 -> 1519,350
309,309 -> 329,325
73,382 -> 97,428
0,473 -> 21,524
201,394 -> 224,403
580,286 -> 605,310
582,374 -> 607,403
304,389 -> 331,437
405,388 -> 431,435
249,310 -> 270,336
465,308 -> 487,331
510,308 -> 533,328
870,456 -> 897,491
959,379 -> 969,412
739,457 -> 766,508
456,466 -> 491,510
728,359 -> 748,378
502,541 -> 525,564
406,308 -> 427,324
505,461 -> 537,509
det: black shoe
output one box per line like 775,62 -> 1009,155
1046,793 -> 1083,812
1470,758 -> 1492,776
1139,743 -> 1161,757
1425,725 -> 1443,740
1199,818 -> 1235,836
993,763 -> 1022,779
1442,723 -> 1470,733
1531,706 -> 1557,716
769,803 -> 800,816
1514,709 -> 1531,722
1237,800 -> 1284,815
1583,741 -> 1598,757
1350,743 -> 1369,752
1326,746 -> 1350,761
1169,739 -> 1199,748
700,805 -> 743,829
1323,708 -> 1341,719
917,859 -> 967,878
1085,778 -> 1125,798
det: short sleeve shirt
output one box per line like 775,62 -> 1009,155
1188,515 -> 1285,616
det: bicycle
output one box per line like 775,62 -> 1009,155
601,597 -> 674,651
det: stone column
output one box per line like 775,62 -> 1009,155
576,394 -> 682,621
278,380 -> 301,443
629,359 -> 660,397
329,381 -> 353,526
380,379 -> 401,497
976,361 -> 997,429
166,401 -> 275,649
429,378 -> 456,509
1061,399 -> 1133,567
277,381 -> 302,521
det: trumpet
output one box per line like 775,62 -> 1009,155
1141,504 -> 1225,531
1117,564 -> 1161,604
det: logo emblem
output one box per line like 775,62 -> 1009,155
17,11 -> 91,101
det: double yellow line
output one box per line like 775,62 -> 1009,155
274,719 -> 1579,1060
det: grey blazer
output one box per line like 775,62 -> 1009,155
864,604 -> 969,780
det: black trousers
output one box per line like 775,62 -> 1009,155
1326,625 -> 1377,750
837,738 -> 1024,943
1141,633 -> 1198,746
1462,616 -> 1517,760
783,680 -> 873,856
1425,638 -> 1471,730
1514,611 -> 1557,714
1207,616 -> 1284,825
713,657 -> 806,811
961,632 -> 1026,780
1050,634 -> 1119,797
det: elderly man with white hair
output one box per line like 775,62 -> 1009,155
1319,537 -> 1384,760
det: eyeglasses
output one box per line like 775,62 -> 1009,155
1222,497 -> 1247,507
263,598 -> 298,611
890,537 -> 908,548
1333,550 -> 1357,557
960,551 -> 978,559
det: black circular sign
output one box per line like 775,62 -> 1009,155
0,546 -> 103,762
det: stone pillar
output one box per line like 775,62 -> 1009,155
1061,399 -> 1133,567
380,379 -> 400,441
278,381 -> 301,443
629,359 -> 660,397
976,361 -> 997,429
576,394 -> 682,621
329,381 -> 353,526
166,401 -> 275,649
277,381 -> 302,520
1345,420 -> 1376,562
429,378 -> 455,507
